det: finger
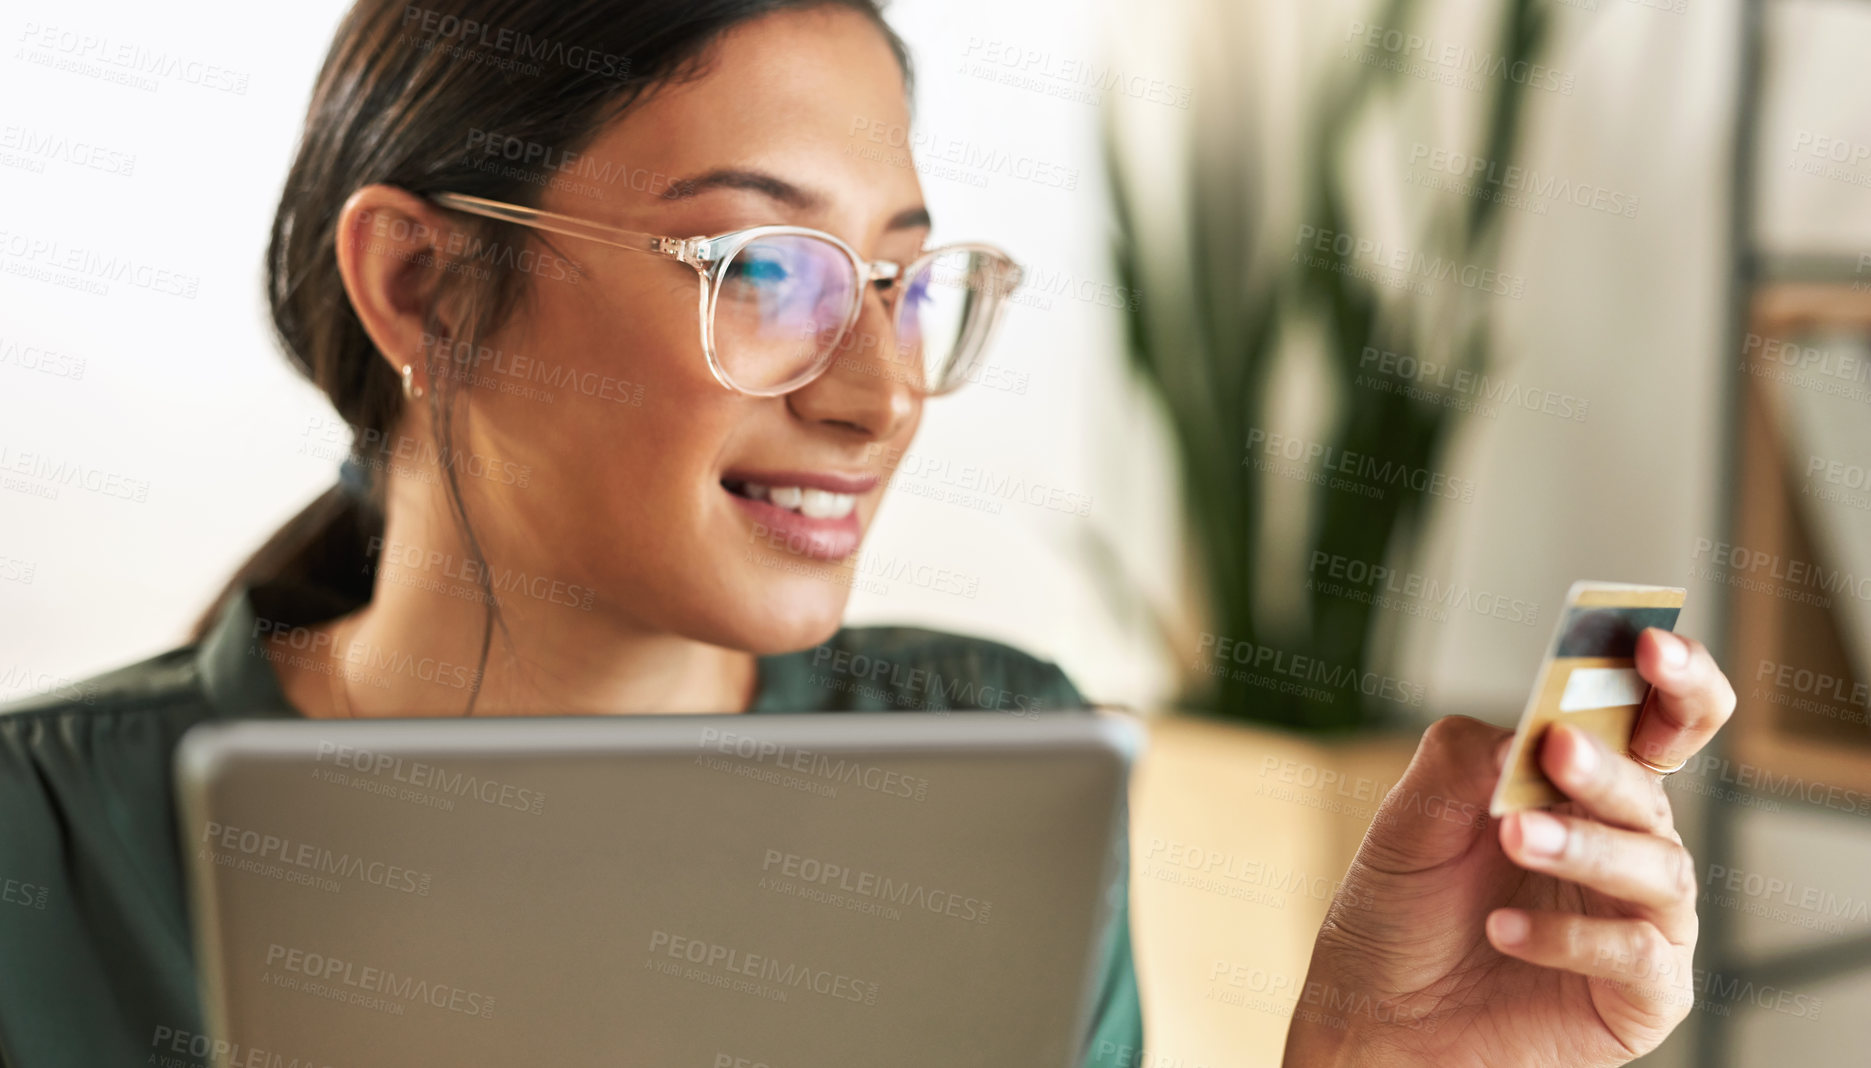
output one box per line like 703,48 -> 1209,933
1360,717 -> 1505,871
1629,629 -> 1735,772
1486,909 -> 1689,999
1539,723 -> 1676,836
1500,810 -> 1696,919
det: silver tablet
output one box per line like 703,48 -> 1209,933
174,711 -> 1141,1068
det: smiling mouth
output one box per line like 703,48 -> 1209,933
721,473 -> 871,562
722,478 -> 858,520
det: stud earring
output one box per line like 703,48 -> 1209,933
401,364 -> 425,399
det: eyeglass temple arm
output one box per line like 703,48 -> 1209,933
428,191 -> 698,263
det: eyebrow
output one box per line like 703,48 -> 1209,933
663,167 -> 932,231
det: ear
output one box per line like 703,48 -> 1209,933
334,185 -> 463,394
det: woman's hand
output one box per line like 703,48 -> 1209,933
1282,628 -> 1736,1067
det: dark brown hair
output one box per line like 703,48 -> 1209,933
198,0 -> 910,710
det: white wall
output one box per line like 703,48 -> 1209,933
0,0 -> 1182,709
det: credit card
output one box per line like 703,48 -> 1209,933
1488,581 -> 1687,816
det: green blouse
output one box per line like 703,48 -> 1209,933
0,584 -> 1143,1068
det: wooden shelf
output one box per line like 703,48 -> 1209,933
1728,284 -> 1871,801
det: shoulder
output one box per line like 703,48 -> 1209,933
0,646 -> 211,750
802,626 -> 1087,713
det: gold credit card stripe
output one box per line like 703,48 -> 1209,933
1490,583 -> 1685,816
1572,587 -> 1687,609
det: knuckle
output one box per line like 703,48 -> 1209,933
1563,916 -> 1590,965
1421,716 -> 1466,752
1671,846 -> 1697,900
1569,819 -> 1607,873
1639,923 -> 1674,970
1648,777 -> 1675,829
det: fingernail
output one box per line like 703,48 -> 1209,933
1564,726 -> 1598,780
1517,811 -> 1567,857
1657,629 -> 1689,670
1490,909 -> 1530,946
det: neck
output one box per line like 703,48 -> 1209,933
289,474 -> 758,719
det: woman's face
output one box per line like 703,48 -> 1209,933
432,6 -> 928,655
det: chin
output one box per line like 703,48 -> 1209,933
654,561 -> 850,656
729,581 -> 851,655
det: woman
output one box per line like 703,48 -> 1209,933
0,1 -> 1735,1065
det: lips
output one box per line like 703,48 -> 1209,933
723,469 -> 878,562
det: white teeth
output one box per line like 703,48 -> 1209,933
798,488 -> 856,519
736,481 -> 857,519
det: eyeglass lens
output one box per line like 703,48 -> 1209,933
712,236 -> 1010,394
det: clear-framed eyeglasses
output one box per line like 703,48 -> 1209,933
428,192 -> 1024,397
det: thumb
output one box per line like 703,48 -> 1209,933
1361,716 -> 1506,871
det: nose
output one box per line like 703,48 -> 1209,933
786,285 -> 918,439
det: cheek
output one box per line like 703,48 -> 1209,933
443,272 -> 739,520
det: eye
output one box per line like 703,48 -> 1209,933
903,268 -> 934,306
726,252 -> 790,286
